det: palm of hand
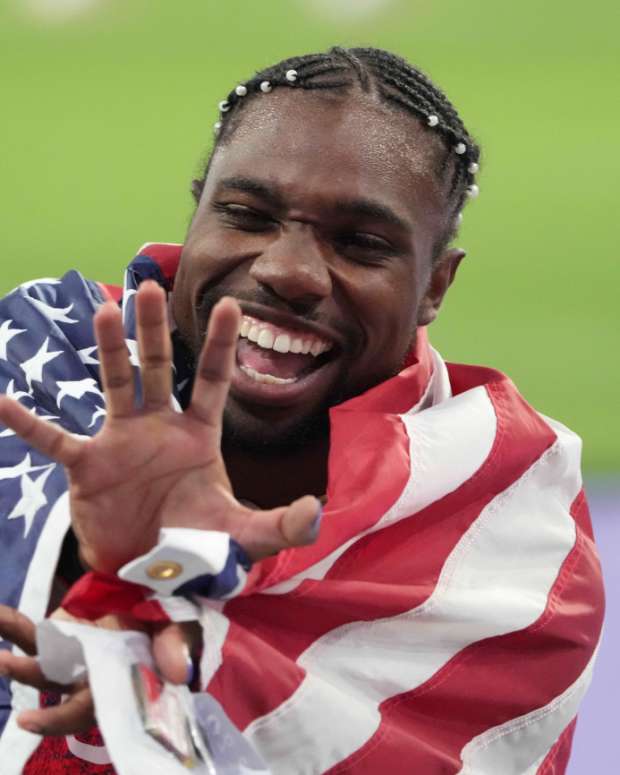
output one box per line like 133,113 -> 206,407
69,410 -> 233,571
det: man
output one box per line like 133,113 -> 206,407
0,47 -> 604,773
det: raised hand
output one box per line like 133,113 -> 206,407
0,282 -> 320,573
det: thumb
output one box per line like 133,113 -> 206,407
279,495 -> 323,548
152,621 -> 202,686
240,496 -> 323,561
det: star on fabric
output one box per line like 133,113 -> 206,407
78,346 -> 99,366
19,278 -> 61,291
125,339 -> 140,367
88,405 -> 107,428
7,466 -> 54,537
20,337 -> 63,389
0,452 -> 48,481
5,378 -> 33,403
6,278 -> 61,297
56,378 -> 104,407
29,299 -> 78,325
0,320 -> 27,360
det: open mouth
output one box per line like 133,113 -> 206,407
232,313 -> 339,405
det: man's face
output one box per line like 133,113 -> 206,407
172,90 -> 454,450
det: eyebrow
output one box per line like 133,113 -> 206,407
215,175 -> 411,233
216,176 -> 284,209
335,198 -> 410,233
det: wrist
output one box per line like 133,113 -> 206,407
117,528 -> 252,600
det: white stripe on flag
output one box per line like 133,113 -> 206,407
264,386 -> 497,594
458,645 -> 598,775
0,490 -> 71,774
66,735 -> 112,765
245,435 -> 580,774
422,345 -> 453,409
198,603 -> 230,689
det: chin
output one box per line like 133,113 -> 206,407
221,400 -> 331,456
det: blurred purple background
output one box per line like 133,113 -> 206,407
568,480 -> 618,774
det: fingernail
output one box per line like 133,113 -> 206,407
185,652 -> 195,686
308,502 -> 323,541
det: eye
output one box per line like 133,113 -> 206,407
214,203 -> 275,232
334,231 -> 395,264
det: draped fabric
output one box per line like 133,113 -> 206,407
0,244 -> 604,774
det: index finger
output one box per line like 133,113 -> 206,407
0,397 -> 83,470
0,605 -> 37,655
187,297 -> 241,429
17,686 -> 95,736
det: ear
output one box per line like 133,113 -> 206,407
191,178 -> 205,204
416,247 -> 465,327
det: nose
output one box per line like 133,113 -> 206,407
248,223 -> 332,309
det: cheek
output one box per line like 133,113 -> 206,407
351,269 -> 419,354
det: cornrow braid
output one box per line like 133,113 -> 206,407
196,46 -> 481,250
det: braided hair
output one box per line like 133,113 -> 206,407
193,46 -> 480,254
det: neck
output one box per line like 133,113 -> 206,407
223,435 -> 330,509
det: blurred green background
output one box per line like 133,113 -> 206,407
1,0 -> 618,471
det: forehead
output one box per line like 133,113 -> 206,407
205,90 -> 447,236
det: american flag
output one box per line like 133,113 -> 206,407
0,244 -> 604,774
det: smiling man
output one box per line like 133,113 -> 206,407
0,47 -> 604,774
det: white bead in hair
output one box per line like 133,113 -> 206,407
457,212 -> 464,225
218,100 -> 230,112
455,142 -> 467,155
285,69 -> 298,83
213,121 -> 222,133
260,81 -> 272,93
468,161 -> 479,174
427,114 -> 439,127
235,85 -> 248,97
467,184 -> 480,199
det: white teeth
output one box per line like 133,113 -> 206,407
238,315 -> 333,357
273,334 -> 291,353
239,365 -> 296,385
257,329 -> 275,349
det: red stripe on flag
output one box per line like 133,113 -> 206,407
571,487 -> 595,541
96,282 -> 122,303
206,621 -> 307,731
322,378 -> 556,586
537,718 -> 577,775
325,504 -> 603,774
